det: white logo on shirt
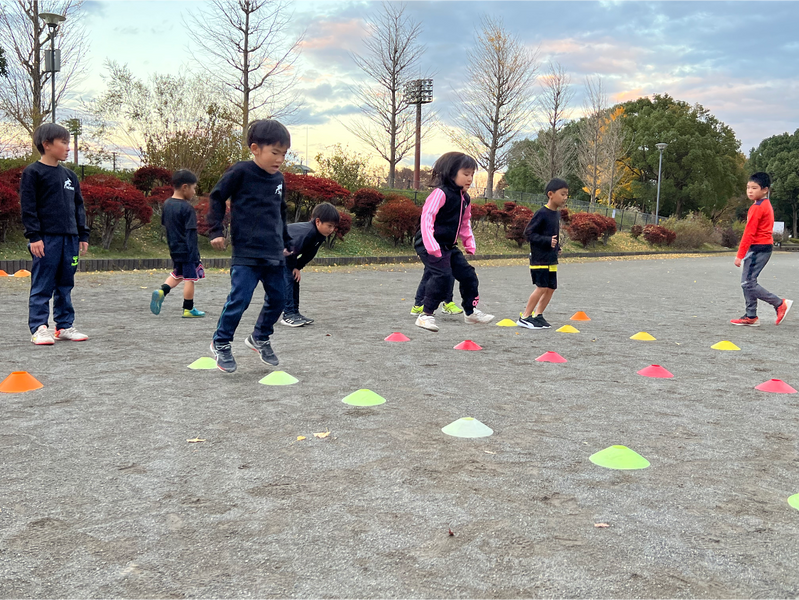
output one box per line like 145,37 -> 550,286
275,183 -> 283,197
64,179 -> 74,191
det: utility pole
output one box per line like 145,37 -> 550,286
403,79 -> 433,190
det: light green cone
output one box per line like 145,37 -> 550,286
342,389 -> 386,406
789,493 -> 799,511
259,371 -> 299,385
188,357 -> 217,370
589,445 -> 650,470
441,417 -> 493,438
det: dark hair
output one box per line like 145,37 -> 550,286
172,169 -> 198,188
33,123 -> 70,156
430,152 -> 478,189
311,202 -> 340,224
545,178 -> 569,194
749,172 -> 770,189
247,119 -> 291,148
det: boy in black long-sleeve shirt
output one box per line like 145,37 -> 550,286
149,169 -> 206,318
207,120 -> 292,373
20,123 -> 90,345
280,202 -> 339,327
517,178 -> 569,330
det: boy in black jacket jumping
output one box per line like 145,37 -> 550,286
207,120 -> 292,373
20,123 -> 90,345
280,202 -> 339,327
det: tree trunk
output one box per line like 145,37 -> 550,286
241,7 -> 251,153
793,203 -> 797,238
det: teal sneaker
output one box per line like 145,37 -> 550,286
150,289 -> 165,315
182,307 -> 206,318
410,305 -> 424,316
442,301 -> 463,315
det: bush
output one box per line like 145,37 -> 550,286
505,205 -> 534,247
630,224 -> 643,239
82,175 -> 151,250
565,212 -> 602,248
194,195 -> 230,239
348,188 -> 384,229
643,224 -> 676,246
284,172 -> 351,222
660,213 -> 715,248
326,210 -> 352,249
0,166 -> 23,242
560,208 -> 571,224
719,227 -> 739,248
375,195 -> 421,246
132,166 -> 172,193
597,214 -> 617,244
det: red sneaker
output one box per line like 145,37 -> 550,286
776,299 -> 793,325
730,316 -> 760,327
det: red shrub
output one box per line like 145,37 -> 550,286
469,203 -> 487,221
348,187 -> 384,228
643,224 -> 676,246
505,205 -> 535,247
0,182 -> 20,242
630,224 -> 643,239
284,172 -> 351,222
375,196 -> 422,246
0,166 -> 24,190
132,166 -> 172,193
565,212 -> 602,248
503,201 -> 518,212
560,208 -> 571,224
82,175 -> 151,250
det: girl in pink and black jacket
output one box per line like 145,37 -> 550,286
412,152 -> 494,332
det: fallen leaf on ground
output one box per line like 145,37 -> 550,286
139,286 -> 148,289
187,438 -> 206,443
313,430 -> 331,438
448,527 -> 455,536
483,450 -> 496,454
594,523 -> 610,528
296,436 -> 306,441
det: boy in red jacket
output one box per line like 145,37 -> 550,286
731,172 -> 791,326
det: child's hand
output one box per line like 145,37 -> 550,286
283,248 -> 291,256
551,236 -> 558,248
210,237 -> 226,250
293,268 -> 301,282
79,242 -> 89,256
29,240 -> 45,258
734,257 -> 742,267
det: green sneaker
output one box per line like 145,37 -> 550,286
410,305 -> 424,316
150,289 -> 165,315
182,307 -> 206,318
442,301 -> 463,315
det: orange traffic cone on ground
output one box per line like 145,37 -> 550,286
0,371 -> 44,393
454,340 -> 482,351
0,269 -> 8,276
570,311 -> 591,321
14,269 -> 31,277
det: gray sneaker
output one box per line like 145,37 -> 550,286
245,335 -> 279,366
210,341 -> 237,373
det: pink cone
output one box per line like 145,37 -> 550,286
454,340 -> 482,351
384,332 -> 411,342
637,364 -> 674,379
536,351 -> 567,363
755,379 -> 797,394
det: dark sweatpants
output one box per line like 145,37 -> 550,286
741,246 -> 781,317
416,243 -> 479,315
283,264 -> 301,315
214,264 -> 285,343
414,269 -> 455,306
28,234 -> 79,333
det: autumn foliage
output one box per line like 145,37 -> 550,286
348,187 -> 384,228
642,224 -> 676,246
505,205 -> 535,247
82,174 -> 152,250
284,172 -> 351,222
375,194 -> 422,246
564,212 -> 617,248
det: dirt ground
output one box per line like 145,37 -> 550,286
1,253 -> 799,598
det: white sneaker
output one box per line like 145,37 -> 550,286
415,314 -> 439,332
54,327 -> 88,341
31,325 -> 54,345
464,309 -> 495,324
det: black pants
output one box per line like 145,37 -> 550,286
416,242 -> 479,315
28,234 -> 79,333
414,268 -> 454,306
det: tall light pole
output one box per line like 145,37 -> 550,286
655,142 -> 668,225
403,79 -> 433,190
39,12 -> 65,123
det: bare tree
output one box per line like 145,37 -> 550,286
350,2 -> 428,189
601,106 -> 630,206
577,76 -> 607,208
185,0 -> 304,152
447,16 -> 539,199
0,0 -> 87,153
526,62 -> 574,183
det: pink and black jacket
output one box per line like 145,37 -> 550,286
418,184 -> 476,257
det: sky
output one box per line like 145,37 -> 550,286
61,0 -> 799,173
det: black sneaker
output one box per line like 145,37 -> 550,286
245,335 -> 279,366
516,315 -> 538,329
210,341 -> 237,373
296,313 -> 314,325
280,313 -> 305,327
535,314 -> 552,329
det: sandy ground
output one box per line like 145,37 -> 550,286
1,253 -> 799,598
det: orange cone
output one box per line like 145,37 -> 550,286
13,269 -> 31,277
570,311 -> 591,321
0,371 -> 44,393
454,340 -> 482,351
0,269 -> 8,276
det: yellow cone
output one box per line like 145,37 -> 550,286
556,325 -> 579,333
496,319 -> 517,327
630,332 -> 656,341
711,340 -> 740,351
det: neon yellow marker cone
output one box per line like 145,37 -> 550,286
711,340 -> 740,351
789,493 -> 799,511
589,445 -> 650,470
630,332 -> 656,341
188,357 -> 218,370
496,319 -> 517,327
441,417 -> 493,438
556,325 -> 580,333
259,371 -> 299,385
342,389 -> 386,406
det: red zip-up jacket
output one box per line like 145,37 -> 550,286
737,198 -> 774,259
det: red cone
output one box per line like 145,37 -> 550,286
384,332 -> 410,342
755,379 -> 797,394
536,351 -> 567,363
637,364 -> 673,379
454,340 -> 482,351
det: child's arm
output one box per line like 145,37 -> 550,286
73,176 -> 89,254
185,203 -> 199,259
280,186 -> 291,253
19,168 -> 42,244
207,166 -> 240,248
524,213 -> 551,247
420,188 -> 446,256
736,205 -> 760,263
459,203 -> 476,255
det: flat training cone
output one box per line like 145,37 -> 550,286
711,340 -> 740,351
496,318 -> 517,327
0,269 -> 8,276
454,340 -> 482,351
556,325 -> 579,333
384,332 -> 410,342
570,311 -> 591,321
0,371 -> 43,393
342,389 -> 386,406
187,357 -> 217,370
637,364 -> 673,378
536,351 -> 567,363
630,331 -> 656,341
441,417 -> 493,438
590,445 -> 650,470
259,370 -> 299,385
13,269 -> 30,277
755,379 -> 797,394
788,493 -> 799,511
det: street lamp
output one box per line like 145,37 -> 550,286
39,12 -> 66,123
655,142 -> 668,225
403,79 -> 433,190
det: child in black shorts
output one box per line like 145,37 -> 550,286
517,178 -> 568,330
150,169 -> 205,318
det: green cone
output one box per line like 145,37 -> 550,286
441,417 -> 493,438
789,493 -> 799,511
589,445 -> 650,470
188,357 -> 217,370
341,389 -> 386,406
259,371 -> 299,385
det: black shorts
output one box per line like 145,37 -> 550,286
171,261 -> 205,282
530,265 -> 557,290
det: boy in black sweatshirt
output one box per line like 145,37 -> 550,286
280,202 -> 339,327
20,123 -> 90,345
207,120 -> 292,373
517,178 -> 568,330
149,169 -> 205,318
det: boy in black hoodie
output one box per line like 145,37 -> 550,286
207,120 -> 292,373
280,202 -> 339,327
20,123 -> 90,345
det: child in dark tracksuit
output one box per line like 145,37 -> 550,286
413,152 -> 494,332
280,202 -> 339,327
20,123 -> 90,345
207,120 -> 292,373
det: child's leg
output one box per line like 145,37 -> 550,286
252,266 -> 286,341
414,268 -> 431,306
52,235 -> 80,331
213,265 -> 261,343
419,249 -> 453,314
522,287 -> 547,318
741,250 -> 781,316
283,265 -> 298,315
449,248 -> 479,315
28,235 -> 60,333
292,278 -> 300,314
445,274 -> 456,304
534,288 -> 556,315
163,275 -> 181,290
